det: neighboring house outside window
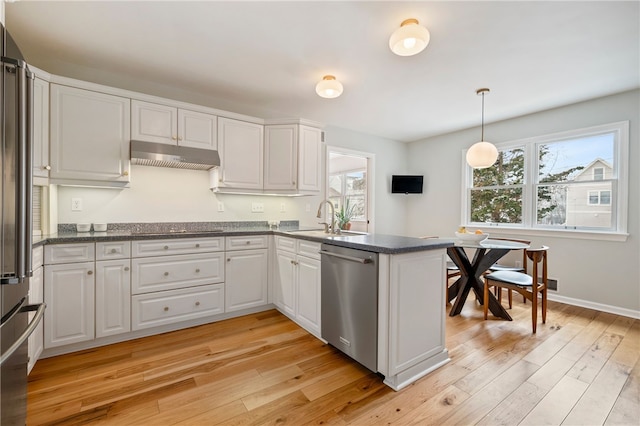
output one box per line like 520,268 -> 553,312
463,121 -> 629,236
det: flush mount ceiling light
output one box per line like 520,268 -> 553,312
389,18 -> 430,56
315,75 -> 344,99
466,88 -> 499,169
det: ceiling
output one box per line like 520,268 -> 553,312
6,1 -> 639,142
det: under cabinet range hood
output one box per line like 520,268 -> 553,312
130,140 -> 220,170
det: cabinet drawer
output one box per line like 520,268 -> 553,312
132,252 -> 224,294
225,235 -> 268,250
45,243 -> 95,264
297,240 -> 321,260
132,237 -> 223,257
33,246 -> 44,269
131,283 -> 224,330
275,236 -> 296,252
96,241 -> 131,260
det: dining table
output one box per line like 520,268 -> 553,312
446,238 -> 530,320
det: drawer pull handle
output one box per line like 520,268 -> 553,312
87,270 -> 93,275
164,246 -> 169,250
44,165 -> 51,171
195,268 -> 200,273
110,248 -> 117,253
164,272 -> 169,276
195,244 -> 200,248
195,301 -> 200,306
164,306 -> 169,312
124,266 -> 130,271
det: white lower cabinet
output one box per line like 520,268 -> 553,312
225,249 -> 269,312
44,261 -> 95,348
28,247 -> 44,374
132,284 -> 224,330
274,237 -> 321,337
95,259 -> 131,338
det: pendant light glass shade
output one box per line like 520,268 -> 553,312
315,75 -> 343,99
466,88 -> 499,169
389,18 -> 430,56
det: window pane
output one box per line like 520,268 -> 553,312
473,148 -> 524,187
593,168 -> 604,181
539,182 -> 613,228
470,188 -> 523,223
538,133 -> 614,183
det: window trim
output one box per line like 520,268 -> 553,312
462,121 -> 629,239
593,167 -> 604,181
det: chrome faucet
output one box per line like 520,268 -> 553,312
316,200 -> 338,234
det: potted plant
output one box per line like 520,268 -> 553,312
335,199 -> 355,230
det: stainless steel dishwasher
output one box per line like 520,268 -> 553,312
320,244 -> 378,371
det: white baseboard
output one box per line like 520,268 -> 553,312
548,293 -> 640,319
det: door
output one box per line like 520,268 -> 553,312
296,255 -> 321,335
274,250 -> 296,317
264,125 -> 297,190
95,259 -> 131,338
178,109 -> 217,149
131,100 -> 177,145
217,117 -> 263,189
225,249 -> 268,312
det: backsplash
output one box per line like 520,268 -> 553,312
58,220 -> 300,234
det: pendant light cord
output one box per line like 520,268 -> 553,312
481,91 -> 485,141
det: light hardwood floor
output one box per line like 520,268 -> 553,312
27,296 -> 639,425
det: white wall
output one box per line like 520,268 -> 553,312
406,90 -> 640,314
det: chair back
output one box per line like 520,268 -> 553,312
525,246 -> 549,290
491,237 -> 531,273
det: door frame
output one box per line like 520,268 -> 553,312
325,146 -> 376,234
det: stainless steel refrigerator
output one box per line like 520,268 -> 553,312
0,23 -> 45,425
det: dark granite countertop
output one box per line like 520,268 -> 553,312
34,223 -> 452,254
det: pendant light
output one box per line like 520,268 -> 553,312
389,18 -> 430,56
315,75 -> 344,99
466,88 -> 499,169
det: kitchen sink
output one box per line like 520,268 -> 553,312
287,230 -> 367,239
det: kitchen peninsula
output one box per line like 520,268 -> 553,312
34,222 -> 452,391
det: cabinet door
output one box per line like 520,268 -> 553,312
264,125 -> 297,190
50,85 -> 130,185
44,262 -> 95,348
32,77 -> 50,179
96,259 -> 131,338
297,126 -> 322,192
225,249 -> 268,312
296,255 -> 321,336
131,100 -> 177,145
178,109 -> 217,149
217,117 -> 264,189
274,250 -> 296,317
28,265 -> 44,374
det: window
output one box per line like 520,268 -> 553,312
328,170 -> 367,221
463,121 -> 629,235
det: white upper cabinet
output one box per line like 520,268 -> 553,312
32,77 -> 50,180
131,100 -> 217,150
264,124 -> 322,193
50,84 -> 130,186
217,117 -> 264,189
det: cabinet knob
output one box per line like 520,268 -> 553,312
122,170 -> 129,176
172,136 -> 177,141
178,136 -> 183,141
164,306 -> 169,312
87,270 -> 93,275
195,244 -> 200,248
164,272 -> 169,276
110,248 -> 117,253
293,181 -> 296,185
124,266 -> 130,271
195,301 -> 200,306
195,268 -> 200,273
245,241 -> 251,245
43,165 -> 51,171
227,258 -> 231,262
164,246 -> 169,250
291,260 -> 295,265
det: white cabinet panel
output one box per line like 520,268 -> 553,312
96,259 -> 131,338
45,243 -> 95,265
131,237 -> 223,257
225,249 -> 268,312
28,264 -> 44,374
179,109 -> 217,149
297,126 -> 322,192
96,241 -> 131,261
217,117 -> 264,189
274,250 -> 296,317
296,256 -> 321,336
32,77 -> 50,179
44,262 -> 95,348
264,125 -> 297,190
132,252 -> 224,294
50,84 -> 130,185
132,284 -> 224,330
131,100 -> 177,145
225,235 -> 268,251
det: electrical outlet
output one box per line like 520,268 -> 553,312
217,201 -> 224,212
280,203 -> 286,212
71,198 -> 83,211
251,202 -> 264,213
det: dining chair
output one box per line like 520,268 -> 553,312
483,246 -> 549,333
485,237 -> 531,307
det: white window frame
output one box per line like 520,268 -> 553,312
593,167 -> 604,181
461,121 -> 629,241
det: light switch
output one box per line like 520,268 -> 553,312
280,203 -> 286,212
217,201 -> 224,212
